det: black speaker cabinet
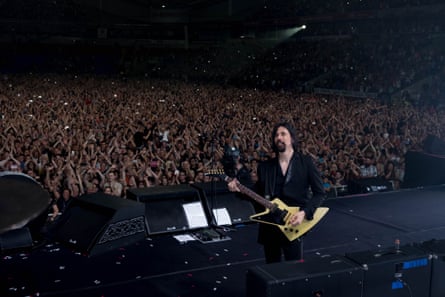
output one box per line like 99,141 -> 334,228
54,192 -> 147,256
403,151 -> 445,188
423,134 -> 445,155
192,181 -> 255,225
0,227 -> 33,253
126,184 -> 209,235
348,177 -> 393,194
345,244 -> 432,297
246,255 -> 364,297
421,239 -> 445,297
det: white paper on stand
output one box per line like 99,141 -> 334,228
182,202 -> 208,229
212,208 -> 232,226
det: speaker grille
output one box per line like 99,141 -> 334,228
98,216 -> 146,244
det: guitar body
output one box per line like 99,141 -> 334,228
250,198 -> 329,241
204,170 -> 329,242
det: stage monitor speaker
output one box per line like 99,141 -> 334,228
421,239 -> 445,297
402,151 -> 445,188
348,177 -> 393,194
423,134 -> 445,155
0,227 -> 33,253
246,255 -> 363,297
192,181 -> 255,226
126,184 -> 209,235
54,192 -> 147,256
345,244 -> 432,297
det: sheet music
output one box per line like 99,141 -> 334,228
212,208 -> 232,226
182,202 -> 208,229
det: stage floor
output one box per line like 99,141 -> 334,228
2,185 -> 445,297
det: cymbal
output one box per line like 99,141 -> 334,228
0,177 -> 51,234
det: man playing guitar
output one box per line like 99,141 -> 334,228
228,122 -> 327,263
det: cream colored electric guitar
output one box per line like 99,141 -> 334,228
207,170 -> 329,241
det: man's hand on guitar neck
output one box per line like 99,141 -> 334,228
289,210 -> 306,227
227,178 -> 241,192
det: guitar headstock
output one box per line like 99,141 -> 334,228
205,169 -> 228,180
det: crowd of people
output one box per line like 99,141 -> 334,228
120,20 -> 445,102
256,0 -> 445,18
1,74 -> 444,217
0,0 -> 444,224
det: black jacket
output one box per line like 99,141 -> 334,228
254,152 -> 326,244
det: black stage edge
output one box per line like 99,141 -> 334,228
2,185 -> 445,297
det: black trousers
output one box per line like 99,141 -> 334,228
263,238 -> 303,263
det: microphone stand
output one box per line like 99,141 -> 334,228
209,177 -> 237,234
194,139 -> 233,243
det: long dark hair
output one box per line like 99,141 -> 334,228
271,122 -> 299,153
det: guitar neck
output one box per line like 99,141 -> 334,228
225,176 -> 275,210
